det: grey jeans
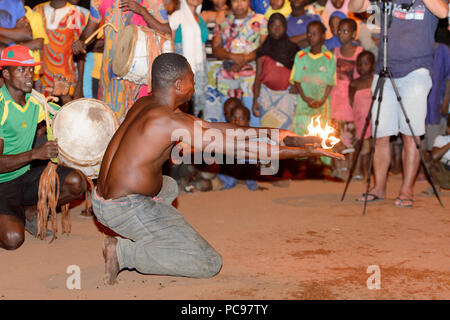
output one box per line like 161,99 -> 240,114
91,176 -> 222,278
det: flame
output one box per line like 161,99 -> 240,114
306,115 -> 340,149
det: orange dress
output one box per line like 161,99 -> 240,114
34,2 -> 86,94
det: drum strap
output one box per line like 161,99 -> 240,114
125,0 -> 143,26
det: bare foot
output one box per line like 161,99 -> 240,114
102,236 -> 120,285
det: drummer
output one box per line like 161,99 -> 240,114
72,0 -> 177,123
0,45 -> 87,250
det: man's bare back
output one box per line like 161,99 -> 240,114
97,96 -> 186,199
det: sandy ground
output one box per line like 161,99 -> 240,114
1,175 -> 449,300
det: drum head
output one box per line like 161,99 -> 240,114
52,98 -> 119,166
112,24 -> 138,77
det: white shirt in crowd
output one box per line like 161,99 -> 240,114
433,134 -> 450,164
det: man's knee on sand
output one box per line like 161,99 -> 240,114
194,249 -> 223,278
62,171 -> 86,199
167,245 -> 222,278
0,230 -> 25,251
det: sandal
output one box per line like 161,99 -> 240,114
356,193 -> 385,203
394,197 -> 414,208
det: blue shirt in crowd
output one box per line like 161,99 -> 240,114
374,0 -> 438,78
0,0 -> 25,29
251,0 -> 270,15
426,43 -> 450,124
286,13 -> 321,39
325,35 -> 342,51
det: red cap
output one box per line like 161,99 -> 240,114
0,45 -> 42,67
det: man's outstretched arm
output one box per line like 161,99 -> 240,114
182,112 -> 301,145
172,113 -> 345,162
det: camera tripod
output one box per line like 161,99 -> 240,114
340,0 -> 444,215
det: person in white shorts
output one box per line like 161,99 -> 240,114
350,0 -> 449,207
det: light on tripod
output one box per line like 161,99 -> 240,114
306,115 -> 340,149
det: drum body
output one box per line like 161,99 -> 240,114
52,98 -> 119,179
112,24 -> 173,85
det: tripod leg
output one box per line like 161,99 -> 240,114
362,75 -> 386,215
387,71 -> 444,208
341,77 -> 381,201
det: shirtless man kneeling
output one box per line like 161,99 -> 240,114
93,53 -> 344,285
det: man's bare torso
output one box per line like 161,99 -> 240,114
97,96 -> 180,200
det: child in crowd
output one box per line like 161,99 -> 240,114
264,0 -> 292,19
330,18 -> 362,180
321,0 -> 349,39
169,162 -> 218,193
429,117 -> 450,192
290,21 -> 335,138
253,13 -> 298,131
217,101 -> 266,191
349,50 -> 375,181
324,11 -> 346,51
286,0 -> 321,49
290,21 -> 336,168
223,97 -> 242,122
424,31 -> 450,159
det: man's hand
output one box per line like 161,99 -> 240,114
120,0 -> 145,15
45,74 -> 71,97
230,53 -> 246,66
303,96 -> 314,107
308,99 -> 323,109
312,99 -> 324,109
32,141 -> 58,160
72,39 -> 87,55
252,101 -> 260,117
305,144 -> 345,160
